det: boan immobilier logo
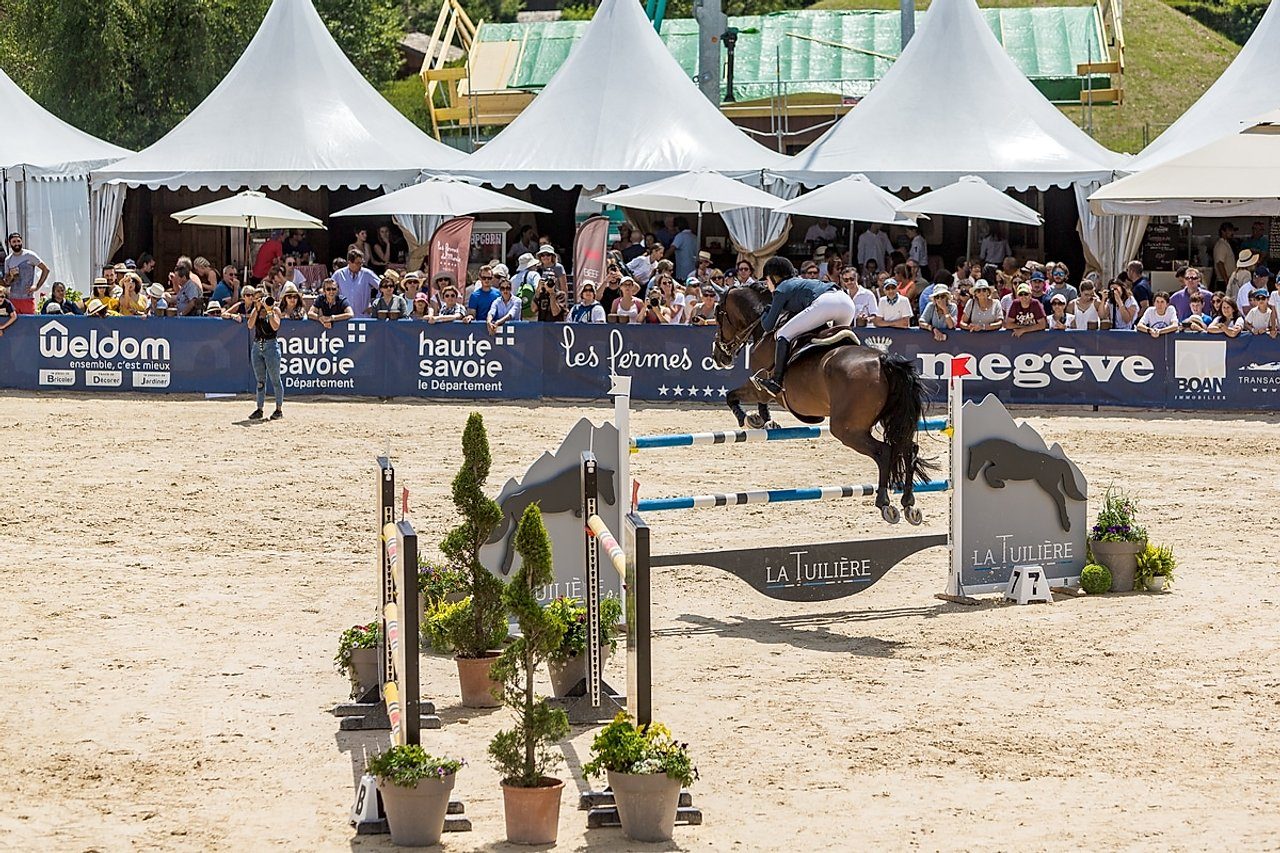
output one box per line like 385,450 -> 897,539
37,319 -> 172,389
1173,339 -> 1227,401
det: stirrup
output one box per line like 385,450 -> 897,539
751,372 -> 783,397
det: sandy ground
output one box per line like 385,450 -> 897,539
1,391 -> 1279,852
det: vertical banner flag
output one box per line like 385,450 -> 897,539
572,215 -> 610,297
429,216 -> 475,285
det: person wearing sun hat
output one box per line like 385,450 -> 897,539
534,244 -> 567,293
918,283 -> 957,341
145,282 -> 169,316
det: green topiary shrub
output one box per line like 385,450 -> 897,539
1080,563 -> 1112,595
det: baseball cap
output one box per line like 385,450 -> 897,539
45,301 -> 63,314
1252,288 -> 1270,299
1254,265 -> 1272,279
1050,293 -> 1067,304
1030,271 -> 1046,281
883,278 -> 899,289
1016,283 -> 1032,295
414,292 -> 429,303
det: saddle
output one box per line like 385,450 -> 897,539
773,324 -> 862,425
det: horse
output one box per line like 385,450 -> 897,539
712,282 -> 934,524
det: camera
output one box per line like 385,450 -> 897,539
264,295 -> 276,307
648,295 -> 661,307
539,268 -> 557,284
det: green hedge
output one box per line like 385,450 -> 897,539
1164,0 -> 1268,45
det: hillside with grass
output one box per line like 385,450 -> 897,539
805,0 -> 1241,152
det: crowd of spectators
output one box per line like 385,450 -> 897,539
5,221 -> 1280,343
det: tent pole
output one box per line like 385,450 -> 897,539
966,217 -> 973,262
848,219 -> 854,264
697,202 -> 704,254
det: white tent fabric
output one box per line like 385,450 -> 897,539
895,176 -> 1043,224
172,191 -> 325,230
1075,182 -> 1148,279
594,170 -> 784,213
1128,2 -> 1280,172
783,0 -> 1123,192
445,0 -> 787,190
1089,122 -> 1280,216
0,66 -> 131,290
92,0 -> 461,191
775,174 -> 915,225
333,177 -> 550,218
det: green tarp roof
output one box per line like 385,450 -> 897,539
477,7 -> 1111,103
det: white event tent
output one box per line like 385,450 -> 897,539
1127,1 -> 1280,172
782,0 -> 1136,275
92,0 -> 462,250
445,0 -> 790,255
0,67 -> 131,290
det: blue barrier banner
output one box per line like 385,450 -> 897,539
0,314 -> 251,392
545,323 -> 749,401
277,318 -> 384,396
7,316 -> 1280,411
380,319 -> 544,399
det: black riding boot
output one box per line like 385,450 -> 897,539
753,337 -> 791,397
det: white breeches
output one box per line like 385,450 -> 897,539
777,290 -> 857,341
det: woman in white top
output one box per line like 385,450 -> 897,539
1136,291 -> 1180,337
611,277 -> 645,323
1068,281 -> 1102,329
653,275 -> 686,325
1104,279 -> 1139,330
1244,289 -> 1279,337
1046,294 -> 1074,330
958,280 -> 1003,331
1208,297 -> 1245,337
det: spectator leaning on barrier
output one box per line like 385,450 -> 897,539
307,278 -> 354,328
486,278 -> 521,334
0,285 -> 16,335
960,279 -> 1004,332
1068,281 -> 1101,329
205,300 -> 223,318
1006,283 -> 1046,338
1210,298 -> 1245,337
4,232 -> 50,314
1136,290 -> 1181,337
1104,278 -> 1138,330
1183,294 -> 1212,332
872,278 -> 913,328
918,285 -> 957,342
612,277 -> 644,323
41,281 -> 83,315
689,286 -> 719,325
431,284 -> 469,323
370,278 -> 410,319
570,283 -> 607,323
1046,294 -> 1072,330
843,269 -> 878,323
1245,289 -> 1279,337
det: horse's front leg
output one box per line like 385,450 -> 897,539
726,389 -> 749,427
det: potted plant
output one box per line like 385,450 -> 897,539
1088,486 -> 1148,592
365,745 -> 463,847
489,504 -> 570,844
335,621 -> 381,699
583,713 -> 697,843
545,595 -> 624,698
1135,543 -> 1177,591
439,413 -> 509,707
417,560 -> 469,653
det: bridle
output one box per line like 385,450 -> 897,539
713,296 -> 763,364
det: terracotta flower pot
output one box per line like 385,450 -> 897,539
501,777 -> 564,845
347,647 -> 381,699
547,647 -> 610,698
1090,539 -> 1146,592
376,771 -> 456,847
607,769 -> 682,843
455,652 -> 502,708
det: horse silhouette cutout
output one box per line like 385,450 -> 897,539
486,463 -> 617,574
965,438 -> 1085,532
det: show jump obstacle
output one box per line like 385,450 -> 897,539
336,457 -> 470,835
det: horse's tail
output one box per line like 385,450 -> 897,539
877,353 -> 936,488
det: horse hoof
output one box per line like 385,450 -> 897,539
764,421 -> 781,430
880,505 -> 901,524
904,506 -> 923,526
745,414 -> 766,429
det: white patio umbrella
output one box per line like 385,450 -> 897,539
172,190 -> 324,283
330,175 -> 551,217
593,169 -> 783,246
775,173 -> 919,258
895,175 -> 1041,259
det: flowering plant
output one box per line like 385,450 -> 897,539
366,745 -> 464,788
583,712 -> 697,788
545,595 -> 623,664
418,559 -> 469,606
334,621 -> 381,673
1090,486 -> 1147,543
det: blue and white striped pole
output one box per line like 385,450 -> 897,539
636,479 -> 951,513
631,417 -> 949,451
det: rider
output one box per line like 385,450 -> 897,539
751,256 -> 858,397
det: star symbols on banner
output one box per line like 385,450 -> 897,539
657,385 -> 669,396
717,386 -> 728,397
672,386 -> 684,396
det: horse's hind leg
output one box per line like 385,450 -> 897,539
901,443 -> 923,525
831,425 -> 899,524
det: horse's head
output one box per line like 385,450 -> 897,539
712,282 -> 771,368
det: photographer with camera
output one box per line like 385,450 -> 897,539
224,285 -> 284,421
531,265 -> 566,322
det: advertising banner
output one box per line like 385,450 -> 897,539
0,315 -> 251,393
428,216 -> 474,285
381,319 -> 543,399
571,215 -> 610,294
276,318 -> 384,396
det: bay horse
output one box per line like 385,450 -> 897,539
712,282 -> 934,524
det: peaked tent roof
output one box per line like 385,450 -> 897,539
783,0 -> 1123,191
446,0 -> 788,190
93,0 -> 461,191
0,67 -> 130,179
1128,1 -> 1280,172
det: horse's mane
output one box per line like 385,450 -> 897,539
732,280 -> 772,314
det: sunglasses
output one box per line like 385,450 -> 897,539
324,287 -> 337,292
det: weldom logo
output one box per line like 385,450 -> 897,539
1174,339 -> 1227,398
38,319 -> 171,362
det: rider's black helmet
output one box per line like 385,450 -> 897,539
762,257 -> 796,282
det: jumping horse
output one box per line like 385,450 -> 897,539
712,282 -> 934,524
